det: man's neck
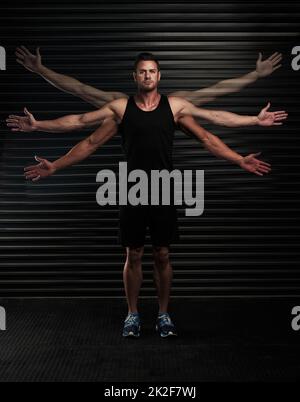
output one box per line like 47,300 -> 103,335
134,90 -> 161,110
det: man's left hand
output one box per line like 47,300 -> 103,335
257,103 -> 288,126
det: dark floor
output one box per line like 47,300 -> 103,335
0,298 -> 299,382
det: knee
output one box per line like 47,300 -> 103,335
153,247 -> 170,266
127,247 -> 144,266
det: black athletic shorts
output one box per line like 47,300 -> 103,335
119,205 -> 179,247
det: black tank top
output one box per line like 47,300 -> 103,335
119,94 -> 176,174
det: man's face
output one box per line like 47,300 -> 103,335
133,60 -> 161,91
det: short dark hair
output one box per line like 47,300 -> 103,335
134,52 -> 160,71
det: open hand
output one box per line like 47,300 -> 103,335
15,46 -> 43,73
24,156 -> 56,182
256,52 -> 282,78
6,108 -> 37,132
238,153 -> 271,176
257,103 -> 288,126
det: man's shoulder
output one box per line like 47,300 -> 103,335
108,97 -> 129,113
104,97 -> 129,122
110,97 -> 129,107
167,95 -> 188,106
167,96 -> 190,116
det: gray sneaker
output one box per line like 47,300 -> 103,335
122,313 -> 141,338
156,313 -> 178,337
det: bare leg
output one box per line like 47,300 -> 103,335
152,246 -> 173,313
123,246 -> 144,314
153,263 -> 162,302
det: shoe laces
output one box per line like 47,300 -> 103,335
125,314 -> 139,326
159,314 -> 173,327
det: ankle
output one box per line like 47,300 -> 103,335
158,311 -> 169,317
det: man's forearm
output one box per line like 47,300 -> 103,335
52,138 -> 96,172
178,116 -> 243,165
33,105 -> 113,132
170,70 -> 259,106
202,132 -> 243,165
37,65 -> 127,108
52,119 -> 117,171
207,110 -> 259,127
190,106 -> 259,128
37,65 -> 86,97
209,70 -> 259,95
34,114 -> 86,133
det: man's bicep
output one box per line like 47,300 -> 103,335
169,96 -> 209,122
176,98 -> 202,117
170,86 -> 218,104
80,104 -> 115,126
177,115 -> 197,138
178,115 -> 208,141
80,85 -> 128,108
183,102 -> 213,121
89,119 -> 118,146
169,96 -> 193,121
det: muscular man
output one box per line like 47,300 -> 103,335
7,53 -> 285,338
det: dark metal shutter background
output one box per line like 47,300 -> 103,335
0,0 -> 299,298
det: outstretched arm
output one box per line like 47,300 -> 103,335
178,115 -> 271,176
6,98 -> 125,133
173,97 -> 288,128
16,46 -> 128,108
24,118 -> 118,181
170,52 -> 282,106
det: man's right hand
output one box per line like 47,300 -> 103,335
6,108 -> 38,132
238,153 -> 271,176
24,156 -> 56,182
15,46 -> 43,73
